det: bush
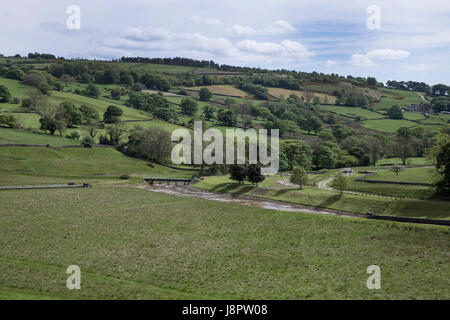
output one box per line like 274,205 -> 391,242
68,130 -> 81,140
0,85 -> 11,102
120,174 -> 130,180
22,98 -> 32,108
82,136 -> 95,148
12,97 -> 20,104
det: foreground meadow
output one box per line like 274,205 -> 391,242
0,187 -> 448,299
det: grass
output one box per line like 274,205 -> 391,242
0,186 -> 448,299
364,167 -> 437,184
194,175 -> 450,219
0,128 -> 81,146
320,105 -> 382,120
362,119 -> 416,133
376,157 -> 429,166
267,88 -> 336,104
184,85 -> 248,98
0,146 -> 194,186
374,88 -> 424,111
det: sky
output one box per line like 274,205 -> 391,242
1,0 -> 449,85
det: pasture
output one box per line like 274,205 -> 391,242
374,88 -> 424,111
362,119 -> 416,133
320,105 -> 382,120
0,146 -> 193,186
0,186 -> 448,299
267,87 -> 337,104
184,85 -> 248,98
194,175 -> 450,219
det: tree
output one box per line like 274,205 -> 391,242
0,114 -> 19,128
435,142 -> 450,195
38,104 -> 67,136
110,89 -> 121,100
83,83 -> 100,99
202,105 -> 215,121
316,146 -> 336,169
387,105 -> 403,119
180,98 -> 198,116
103,105 -> 123,123
230,165 -> 246,184
61,101 -> 83,127
0,85 -> 11,102
290,166 -> 308,189
217,109 -> 237,127
333,173 -> 348,194
247,164 -> 265,185
199,88 -> 213,101
127,127 -> 172,162
390,165 -> 404,176
393,128 -> 414,165
280,141 -> 312,171
79,105 -> 99,124
105,122 -> 127,146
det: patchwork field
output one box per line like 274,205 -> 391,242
184,85 -> 248,98
0,187 -> 448,299
362,119 -> 417,133
374,88 -> 424,111
320,105 -> 382,120
195,176 -> 450,219
267,87 -> 337,104
0,146 -> 193,186
364,167 -> 437,184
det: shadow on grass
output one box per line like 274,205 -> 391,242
209,183 -> 256,195
318,193 -> 343,208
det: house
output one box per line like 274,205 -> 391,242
341,168 -> 353,176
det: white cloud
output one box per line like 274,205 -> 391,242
190,16 -> 222,26
351,49 -> 410,67
123,27 -> 171,41
229,20 -> 295,37
237,39 -> 313,60
326,59 -> 336,67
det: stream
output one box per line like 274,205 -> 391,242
136,183 -> 358,218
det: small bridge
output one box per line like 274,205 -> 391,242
144,178 -> 193,185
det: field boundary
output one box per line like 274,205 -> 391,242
356,172 -> 432,186
0,183 -> 92,190
366,213 -> 450,226
0,143 -> 114,149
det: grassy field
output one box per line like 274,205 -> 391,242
320,105 -> 382,120
267,88 -> 337,104
374,88 -> 424,111
376,157 -> 429,166
364,167 -> 437,184
194,176 -> 450,219
362,119 -> 417,133
0,186 -> 448,299
346,177 -> 435,200
0,146 -> 193,186
184,85 -> 248,98
0,128 -> 81,146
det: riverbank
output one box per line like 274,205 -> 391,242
192,176 -> 450,220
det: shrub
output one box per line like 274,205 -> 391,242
82,136 -> 95,148
22,98 -> 32,108
12,97 -> 20,104
69,130 -> 81,140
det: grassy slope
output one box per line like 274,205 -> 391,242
320,105 -> 382,120
362,119 -> 416,133
0,187 -> 448,299
0,146 -> 193,186
194,176 -> 450,219
374,88 -> 424,111
364,167 -> 437,183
